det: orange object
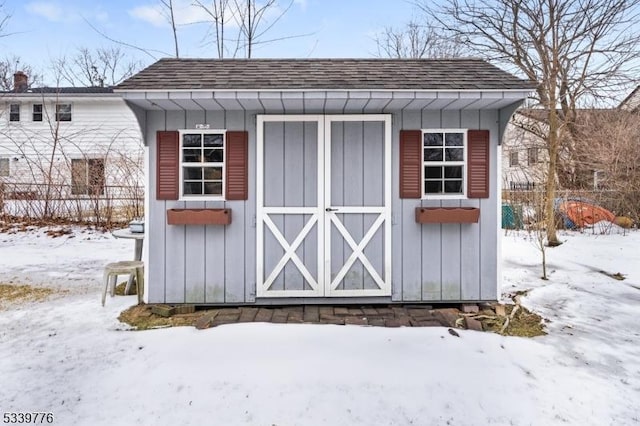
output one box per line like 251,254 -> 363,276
559,201 -> 615,228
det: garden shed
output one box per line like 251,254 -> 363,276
115,58 -> 534,305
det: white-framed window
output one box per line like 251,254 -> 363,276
509,151 -> 519,167
179,129 -> 225,199
9,104 -> 20,121
422,129 -> 466,198
55,104 -> 72,121
0,158 -> 10,177
527,147 -> 539,165
33,104 -> 43,121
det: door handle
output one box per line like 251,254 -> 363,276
325,208 -> 338,212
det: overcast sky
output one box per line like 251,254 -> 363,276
1,0 -> 421,85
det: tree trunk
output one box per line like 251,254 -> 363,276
545,109 -> 561,247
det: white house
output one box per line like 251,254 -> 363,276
501,110 -> 547,191
0,72 -> 144,219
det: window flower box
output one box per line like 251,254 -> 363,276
415,207 -> 480,224
167,208 -> 232,225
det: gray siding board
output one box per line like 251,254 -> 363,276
223,110 -> 247,303
479,109 -> 499,300
363,122 -> 384,290
146,110 -> 166,303
341,122 -> 364,290
244,112 -> 257,302
185,214 -> 206,303
391,113 -> 402,301
164,111 -> 188,303
204,207 -> 226,303
283,122 -> 305,290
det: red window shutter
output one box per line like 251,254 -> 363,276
399,130 -> 422,198
225,130 -> 248,200
467,130 -> 490,198
156,131 -> 179,200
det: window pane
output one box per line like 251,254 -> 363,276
203,134 -> 223,147
33,104 -> 42,113
445,148 -> 464,161
444,166 -> 462,178
424,148 -> 443,162
56,104 -> 71,121
425,166 -> 442,179
183,149 -> 201,163
445,133 -> 463,146
9,104 -> 19,121
183,134 -> 201,147
183,167 -> 202,180
204,182 -> 222,195
203,167 -> 222,180
509,151 -> 519,166
425,181 -> 442,194
184,182 -> 203,195
204,148 -> 223,162
444,180 -> 462,193
424,133 -> 443,146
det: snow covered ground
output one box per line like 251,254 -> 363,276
1,225 -> 639,425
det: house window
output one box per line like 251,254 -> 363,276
0,158 -> 9,177
71,158 -> 105,195
527,147 -> 539,165
422,130 -> 466,197
9,104 -> 20,121
509,151 -> 519,167
55,104 -> 72,121
180,130 -> 225,198
33,104 -> 43,121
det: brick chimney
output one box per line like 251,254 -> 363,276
13,71 -> 28,92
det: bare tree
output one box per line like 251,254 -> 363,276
160,0 -> 180,58
0,1 -> 9,38
193,0 -> 240,58
0,56 -> 40,91
374,20 -> 465,59
420,0 -> 640,246
52,46 -> 143,87
573,109 -> 640,222
194,0 -> 306,58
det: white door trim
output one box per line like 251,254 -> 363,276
256,114 -> 391,298
256,115 -> 325,298
324,114 -> 392,297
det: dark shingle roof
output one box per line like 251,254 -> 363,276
30,87 -> 114,94
1,87 -> 114,95
116,58 -> 536,91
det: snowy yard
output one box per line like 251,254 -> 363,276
1,225 -> 639,425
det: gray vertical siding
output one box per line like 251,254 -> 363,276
146,106 -> 504,304
393,108 -> 500,303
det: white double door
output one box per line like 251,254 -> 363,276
257,114 -> 391,298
